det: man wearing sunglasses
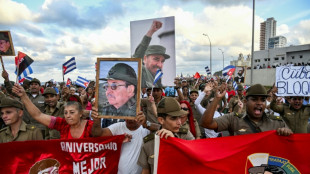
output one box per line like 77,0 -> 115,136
99,63 -> 137,118
228,84 -> 246,114
270,86 -> 310,133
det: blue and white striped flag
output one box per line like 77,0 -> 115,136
153,69 -> 163,85
233,81 -> 238,91
63,57 -> 77,75
76,76 -> 90,89
205,66 -> 211,75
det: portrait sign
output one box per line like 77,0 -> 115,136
130,16 -> 176,88
95,58 -> 142,119
0,31 -> 15,56
234,66 -> 246,84
276,66 -> 310,97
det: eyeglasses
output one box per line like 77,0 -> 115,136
103,83 -> 126,90
181,107 -> 189,111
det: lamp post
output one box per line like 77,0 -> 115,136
203,33 -> 212,75
218,48 -> 224,75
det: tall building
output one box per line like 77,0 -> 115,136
260,17 -> 277,50
268,36 -> 287,49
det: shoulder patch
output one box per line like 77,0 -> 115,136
179,128 -> 188,134
143,133 -> 155,143
0,127 -> 8,132
268,114 -> 283,121
26,124 -> 37,130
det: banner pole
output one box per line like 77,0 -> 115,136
16,52 -> 20,84
0,56 -> 5,71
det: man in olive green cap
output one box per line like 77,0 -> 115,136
200,83 -> 293,136
138,97 -> 194,174
0,97 -> 43,143
99,63 -> 137,119
0,32 -> 13,55
228,84 -> 245,114
133,20 -> 170,88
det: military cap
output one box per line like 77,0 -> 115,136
100,63 -> 137,85
0,97 -> 23,109
157,97 -> 188,116
246,84 -> 269,97
237,84 -> 244,90
0,33 -> 9,41
190,89 -> 199,95
30,78 -> 41,85
145,45 -> 170,59
43,87 -> 57,96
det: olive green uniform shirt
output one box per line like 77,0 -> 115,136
141,97 -> 167,124
270,100 -> 310,133
133,35 -> 163,88
137,131 -> 194,174
228,95 -> 246,113
0,121 -> 43,143
215,112 -> 287,136
44,102 -> 64,139
101,96 -> 136,116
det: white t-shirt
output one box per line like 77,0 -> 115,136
108,122 -> 150,174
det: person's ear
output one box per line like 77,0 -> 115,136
157,117 -> 164,125
143,56 -> 147,64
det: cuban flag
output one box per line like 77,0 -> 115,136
153,69 -> 163,85
76,76 -> 89,89
205,66 -> 211,75
15,52 -> 34,81
66,78 -> 72,87
222,65 -> 236,77
233,81 -> 238,91
63,57 -> 76,75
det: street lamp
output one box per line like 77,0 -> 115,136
218,48 -> 224,75
203,33 -> 212,75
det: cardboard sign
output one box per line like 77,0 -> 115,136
276,66 -> 310,96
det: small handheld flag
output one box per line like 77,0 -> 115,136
15,52 -> 34,82
66,78 -> 72,87
222,65 -> 236,77
153,69 -> 163,85
205,66 -> 211,75
63,57 -> 76,75
76,76 -> 89,89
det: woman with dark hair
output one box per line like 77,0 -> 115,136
179,100 -> 201,139
12,84 -> 93,139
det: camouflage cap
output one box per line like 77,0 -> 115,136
43,87 -> 57,96
157,97 -> 188,116
246,84 -> 269,97
0,33 -> 9,41
0,97 -> 23,109
237,84 -> 244,90
30,78 -> 41,85
100,63 -> 137,85
145,45 -> 170,59
190,89 -> 199,95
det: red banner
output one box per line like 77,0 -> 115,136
156,131 -> 310,174
0,135 -> 124,174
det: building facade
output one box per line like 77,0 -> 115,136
253,44 -> 310,68
260,17 -> 277,50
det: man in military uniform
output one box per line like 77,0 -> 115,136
0,97 -> 43,143
99,63 -> 137,118
200,83 -> 293,136
228,84 -> 246,114
138,97 -> 194,174
0,32 -> 13,55
141,87 -> 164,124
270,87 -> 310,133
133,20 -> 170,88
43,87 -> 64,139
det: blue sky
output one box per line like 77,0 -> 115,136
1,0 -> 309,83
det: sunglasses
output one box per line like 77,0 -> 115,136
103,83 -> 126,90
181,107 -> 189,111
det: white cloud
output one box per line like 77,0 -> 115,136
0,0 -> 32,25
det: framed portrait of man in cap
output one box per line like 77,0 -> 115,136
0,31 -> 15,56
234,66 -> 246,84
130,16 -> 176,88
95,58 -> 142,119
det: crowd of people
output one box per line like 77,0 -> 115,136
1,66 -> 310,173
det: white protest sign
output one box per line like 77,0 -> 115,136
276,66 -> 310,96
